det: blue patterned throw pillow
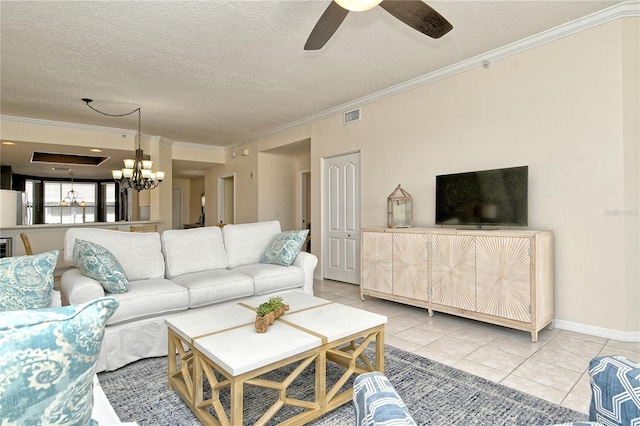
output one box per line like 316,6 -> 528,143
261,230 -> 309,267
0,297 -> 119,425
73,239 -> 129,293
0,250 -> 58,311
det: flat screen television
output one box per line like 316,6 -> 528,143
435,166 -> 528,227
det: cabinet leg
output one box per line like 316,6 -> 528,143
427,309 -> 434,318
360,292 -> 365,301
531,330 -> 538,343
547,321 -> 554,331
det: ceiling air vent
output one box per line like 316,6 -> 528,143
343,108 -> 361,125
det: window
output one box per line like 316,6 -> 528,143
44,182 -> 97,224
103,182 -> 117,222
25,180 -> 34,225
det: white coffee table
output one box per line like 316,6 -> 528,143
166,292 -> 387,426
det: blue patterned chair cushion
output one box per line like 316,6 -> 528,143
73,239 -> 129,293
353,372 -> 417,426
588,355 -> 640,425
0,297 -> 119,425
0,250 -> 58,311
261,230 -> 309,267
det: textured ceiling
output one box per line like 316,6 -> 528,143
0,0 -> 624,150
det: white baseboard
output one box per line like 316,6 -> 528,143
554,319 -> 640,343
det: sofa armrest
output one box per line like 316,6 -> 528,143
353,372 -> 416,426
588,356 -> 640,425
60,268 -> 106,306
291,251 -> 318,295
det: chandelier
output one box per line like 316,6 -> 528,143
82,98 -> 165,192
59,172 -> 85,207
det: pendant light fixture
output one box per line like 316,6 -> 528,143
59,172 -> 85,207
82,98 -> 165,192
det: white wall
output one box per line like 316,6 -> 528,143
258,148 -> 311,231
207,18 -> 638,338
305,18 -> 638,338
205,143 -> 259,225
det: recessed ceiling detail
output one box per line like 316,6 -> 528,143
30,151 -> 110,166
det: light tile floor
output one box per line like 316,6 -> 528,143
313,279 -> 640,415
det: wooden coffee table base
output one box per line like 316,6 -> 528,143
167,325 -> 385,426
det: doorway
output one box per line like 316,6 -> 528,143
300,170 -> 311,251
217,174 -> 235,225
172,189 -> 182,229
322,151 -> 361,284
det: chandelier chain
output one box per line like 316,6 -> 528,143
83,100 -> 142,148
82,98 -> 164,192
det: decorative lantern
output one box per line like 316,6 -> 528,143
387,184 -> 413,228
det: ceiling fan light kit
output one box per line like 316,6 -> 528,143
305,0 -> 453,50
335,0 -> 382,12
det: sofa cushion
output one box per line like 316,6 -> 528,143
261,230 -> 309,267
161,227 -> 227,279
103,279 -> 189,326
171,269 -> 254,308
73,239 -> 129,294
0,250 -> 58,311
65,228 -> 165,281
234,263 -> 305,295
0,297 -> 119,426
223,221 -> 281,269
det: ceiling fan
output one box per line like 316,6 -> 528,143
304,0 -> 452,50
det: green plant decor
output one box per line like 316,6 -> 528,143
256,296 -> 284,317
254,296 -> 289,333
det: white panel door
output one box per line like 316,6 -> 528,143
323,152 -> 360,284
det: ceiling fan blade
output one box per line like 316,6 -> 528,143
379,0 -> 452,39
304,1 -> 350,50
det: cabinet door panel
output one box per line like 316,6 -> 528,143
361,232 -> 392,294
431,234 -> 475,310
392,233 -> 429,301
476,236 -> 531,322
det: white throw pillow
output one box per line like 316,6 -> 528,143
64,228 -> 165,281
223,221 -> 281,269
161,227 -> 227,278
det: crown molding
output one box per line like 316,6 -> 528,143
148,135 -> 175,146
0,114 -> 137,136
1,115 -> 230,150
244,0 -> 640,144
172,140 -> 225,151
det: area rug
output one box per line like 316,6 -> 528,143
98,344 -> 588,425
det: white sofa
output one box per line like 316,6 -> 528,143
61,221 -> 318,372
